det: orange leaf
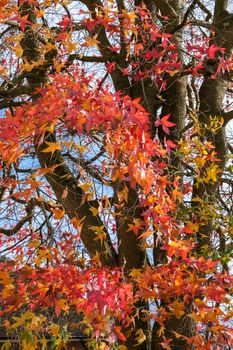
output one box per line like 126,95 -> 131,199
52,207 -> 65,220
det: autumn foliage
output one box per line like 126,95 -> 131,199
0,1 -> 233,349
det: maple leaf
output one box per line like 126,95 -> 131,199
78,182 -> 93,192
113,326 -> 127,342
11,15 -> 31,32
11,44 -> 23,57
53,59 -> 65,73
1,3 -> 233,349
89,206 -> 99,216
207,45 -> 225,60
117,186 -> 128,203
155,114 -> 176,134
127,218 -> 141,235
138,230 -> 153,239
41,141 -> 62,156
205,164 -> 221,183
106,62 -> 116,73
134,329 -> 146,345
169,300 -> 185,319
82,18 -> 97,31
57,15 -> 72,32
84,36 -> 100,47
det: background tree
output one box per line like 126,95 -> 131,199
0,1 -> 233,350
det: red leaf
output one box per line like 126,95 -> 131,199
82,18 -> 97,31
207,45 -> 225,60
12,15 -> 31,32
155,114 -> 176,134
106,62 -> 116,73
57,15 -> 72,31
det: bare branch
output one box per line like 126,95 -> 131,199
196,0 -> 212,21
64,151 -> 108,184
0,199 -> 35,236
66,54 -> 108,64
172,0 -> 199,34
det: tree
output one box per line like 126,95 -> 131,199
0,0 -> 233,349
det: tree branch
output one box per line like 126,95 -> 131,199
214,0 -> 228,22
222,110 -> 233,125
153,0 -> 178,19
0,199 -> 35,236
196,0 -> 212,21
66,54 -> 108,64
35,132 -> 117,266
116,0 -> 127,59
172,0 -> 199,33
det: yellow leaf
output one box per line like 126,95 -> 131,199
44,42 -> 57,52
40,336 -> 47,350
89,206 -> 99,216
157,327 -> 165,337
90,225 -> 105,234
63,141 -> 74,149
1,340 -> 11,350
205,164 -> 221,183
48,324 -> 60,337
170,300 -> 185,319
34,8 -> 45,17
90,225 -> 106,243
11,45 -> 23,57
37,163 -> 64,175
172,331 -> 182,339
117,186 -> 128,203
195,156 -> 206,168
166,69 -> 179,77
118,346 -> 128,350
78,182 -> 93,192
42,141 -> 62,156
53,60 -> 65,72
129,269 -> 142,278
122,9 -> 137,20
134,329 -> 146,346
84,36 -> 100,47
66,41 -> 77,53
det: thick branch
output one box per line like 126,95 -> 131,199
172,0 -> 199,33
116,0 -> 127,58
35,132 -> 117,266
214,0 -> 228,22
